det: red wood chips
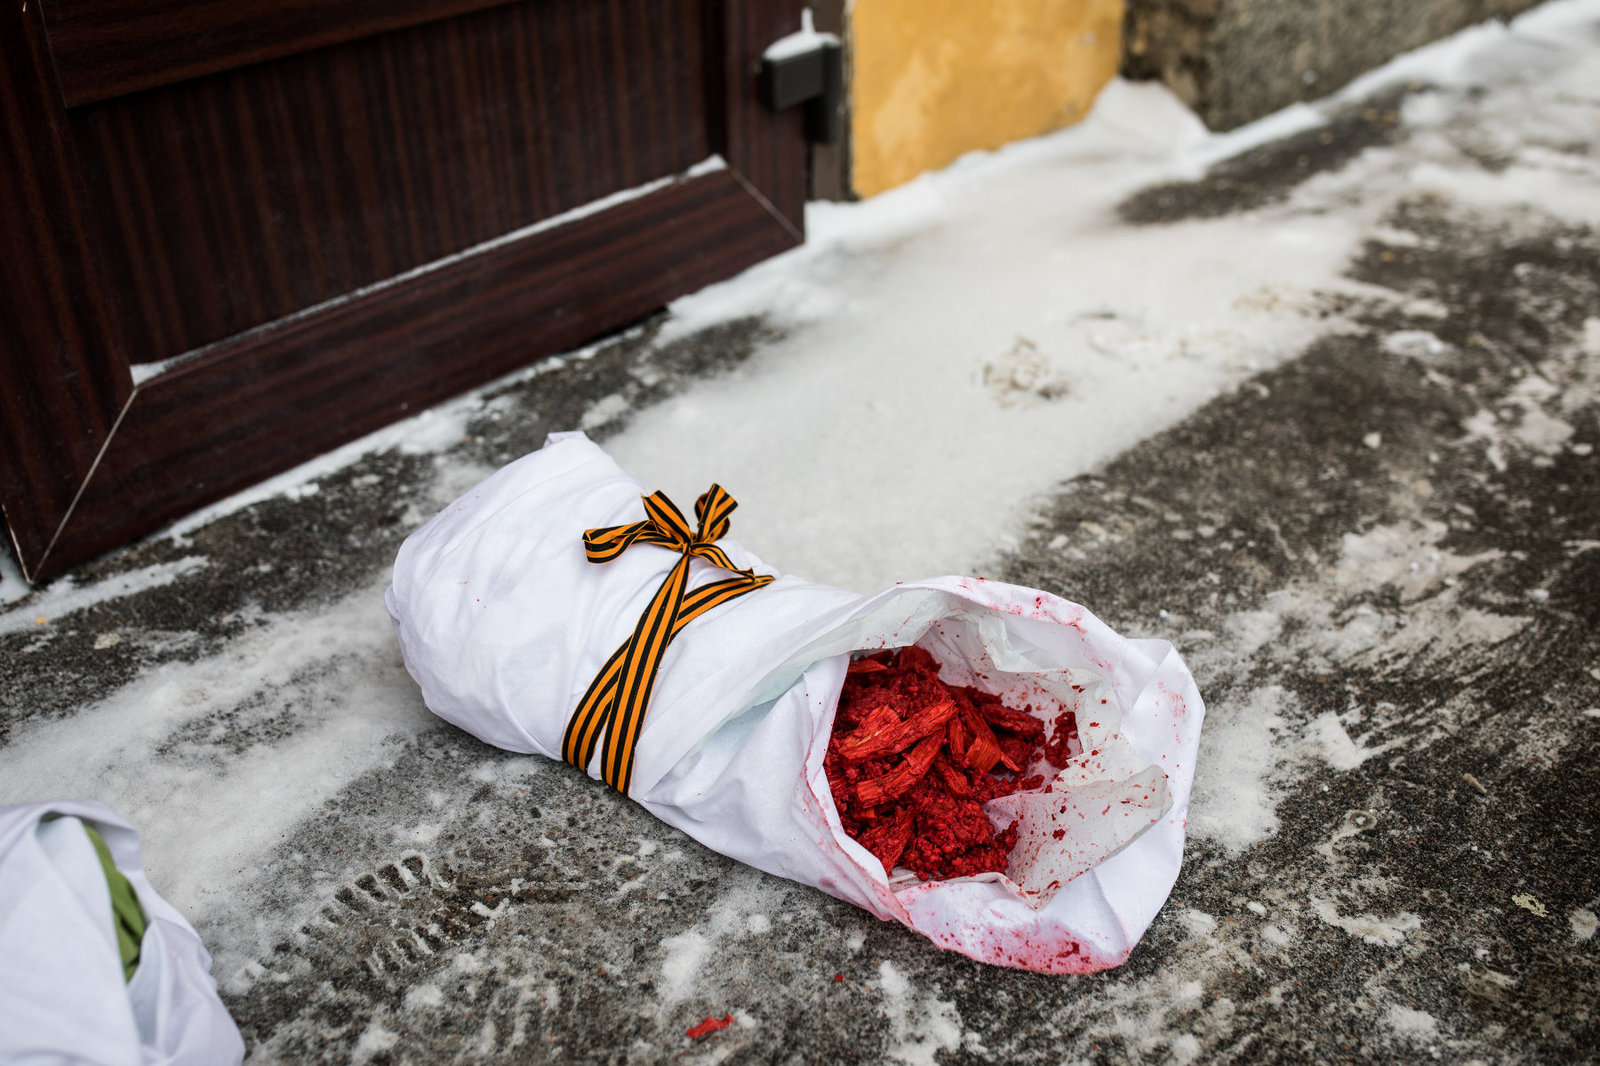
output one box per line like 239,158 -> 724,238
685,1015 -> 734,1040
825,646 -> 1079,881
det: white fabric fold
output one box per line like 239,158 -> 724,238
0,800 -> 245,1066
387,432 -> 1205,972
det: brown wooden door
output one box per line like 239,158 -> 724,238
1,0 -> 806,582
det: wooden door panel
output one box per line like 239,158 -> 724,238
73,0 -> 712,359
51,169 -> 790,567
717,0 -> 808,237
45,0 -> 527,106
1,0 -> 808,582
0,10 -> 131,570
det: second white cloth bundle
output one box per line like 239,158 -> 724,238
0,800 -> 245,1066
386,432 -> 1204,972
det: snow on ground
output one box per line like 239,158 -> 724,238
2,5 -> 1599,1057
0,556 -> 209,635
611,0 -> 1600,593
80,0 -> 1596,599
6,0 -> 1596,907
0,589 -> 437,914
616,78 -> 1361,592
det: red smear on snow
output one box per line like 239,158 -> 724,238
826,646 -> 1077,881
686,1015 -> 734,1040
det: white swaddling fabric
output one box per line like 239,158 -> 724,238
0,800 -> 245,1066
387,432 -> 1205,972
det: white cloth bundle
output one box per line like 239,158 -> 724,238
0,800 -> 245,1065
387,432 -> 1205,972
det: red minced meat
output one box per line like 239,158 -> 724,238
825,645 -> 1078,881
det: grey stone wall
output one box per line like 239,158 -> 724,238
1124,0 -> 1542,130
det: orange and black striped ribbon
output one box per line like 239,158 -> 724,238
562,485 -> 773,795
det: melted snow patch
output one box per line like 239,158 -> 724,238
1224,609 -> 1284,661
1169,1033 -> 1203,1065
1584,317 -> 1600,357
876,962 -> 961,1066
658,930 -> 710,1005
579,392 -> 632,431
0,556 -> 209,635
1569,908 -> 1597,942
0,549 -> 31,605
0,580 -> 437,918
1180,909 -> 1218,937
1181,509 -> 1529,852
654,880 -> 789,1007
1332,521 -> 1500,600
1408,159 -> 1600,226
1261,924 -> 1295,949
1312,899 -> 1423,946
1309,714 -> 1370,771
1383,330 -> 1450,360
1459,374 -> 1581,474
351,1020 -> 400,1064
1384,1005 -> 1440,1043
1513,405 -> 1575,454
404,984 -> 445,1011
1189,686 -> 1293,852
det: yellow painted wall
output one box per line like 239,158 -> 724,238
850,0 -> 1124,197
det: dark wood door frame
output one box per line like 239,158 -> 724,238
1,0 -> 806,583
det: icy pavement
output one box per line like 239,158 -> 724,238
3,2 -> 1599,1061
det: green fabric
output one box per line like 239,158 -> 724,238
83,824 -> 147,982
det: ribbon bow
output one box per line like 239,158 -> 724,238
561,485 -> 774,795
